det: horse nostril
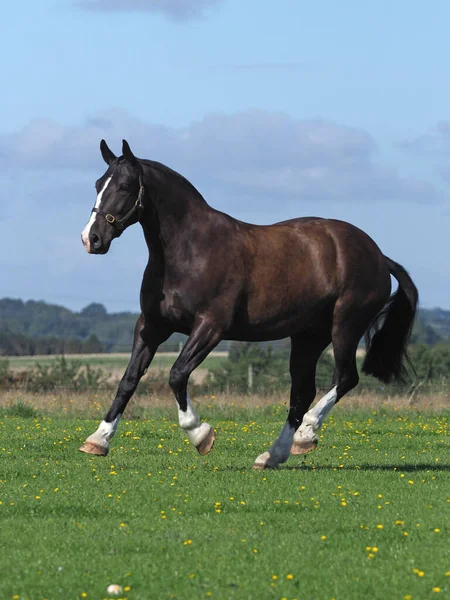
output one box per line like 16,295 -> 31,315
90,232 -> 102,250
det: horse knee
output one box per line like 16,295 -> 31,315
169,365 -> 187,393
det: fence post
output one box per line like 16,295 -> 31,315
407,380 -> 423,406
248,363 -> 253,394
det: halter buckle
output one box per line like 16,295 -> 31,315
105,214 -> 116,224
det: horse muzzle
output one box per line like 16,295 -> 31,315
81,231 -> 110,254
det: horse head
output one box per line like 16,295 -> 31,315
81,139 -> 144,254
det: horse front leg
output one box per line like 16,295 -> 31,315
169,315 -> 222,455
79,315 -> 170,456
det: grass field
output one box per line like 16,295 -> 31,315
5,352 -> 227,372
4,352 -> 228,385
0,399 -> 449,600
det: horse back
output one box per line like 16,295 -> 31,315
229,216 -> 390,338
149,213 -> 390,339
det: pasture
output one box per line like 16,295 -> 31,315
6,352 -> 228,371
0,397 -> 449,600
5,352 -> 228,385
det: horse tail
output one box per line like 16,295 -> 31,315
362,256 -> 419,384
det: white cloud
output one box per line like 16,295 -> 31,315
400,121 -> 450,156
399,121 -> 450,186
75,0 -> 224,21
1,110 -> 448,310
0,109 -> 438,204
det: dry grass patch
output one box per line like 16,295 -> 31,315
1,389 -> 448,420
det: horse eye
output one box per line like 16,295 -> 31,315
120,183 -> 129,191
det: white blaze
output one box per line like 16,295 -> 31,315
81,176 -> 112,252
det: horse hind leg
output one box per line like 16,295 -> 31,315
253,333 -> 329,469
292,304 -> 365,453
291,386 -> 341,455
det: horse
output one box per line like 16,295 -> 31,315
79,139 -> 418,469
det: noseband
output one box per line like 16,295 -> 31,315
92,175 -> 145,232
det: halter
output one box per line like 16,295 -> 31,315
92,174 -> 145,232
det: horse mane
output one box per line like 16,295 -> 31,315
139,158 -> 206,202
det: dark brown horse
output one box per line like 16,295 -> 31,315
80,139 -> 418,469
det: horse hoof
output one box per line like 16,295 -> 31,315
252,462 -> 279,470
79,441 -> 109,456
196,428 -> 216,455
290,439 -> 318,455
252,452 -> 279,470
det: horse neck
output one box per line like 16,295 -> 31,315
139,163 -> 212,258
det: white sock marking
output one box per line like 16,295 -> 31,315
294,385 -> 338,443
85,414 -> 121,449
81,176 -> 112,252
255,421 -> 296,467
178,396 -> 211,447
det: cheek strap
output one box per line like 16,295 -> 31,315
91,176 -> 145,232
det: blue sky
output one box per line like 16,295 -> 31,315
1,0 -> 449,312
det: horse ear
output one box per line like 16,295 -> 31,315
100,139 -> 116,165
122,139 -> 139,166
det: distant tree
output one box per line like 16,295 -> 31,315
82,334 -> 104,353
408,344 -> 433,380
201,342 -> 335,395
429,344 -> 450,379
67,339 -> 82,353
408,344 -> 450,381
411,320 -> 442,345
419,307 -> 450,341
80,303 -> 108,318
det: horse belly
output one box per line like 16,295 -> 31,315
226,294 -> 334,341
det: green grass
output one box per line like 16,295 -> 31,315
0,405 -> 449,600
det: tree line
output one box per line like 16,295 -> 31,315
0,299 -> 185,355
0,329 -> 104,356
1,297 -> 449,357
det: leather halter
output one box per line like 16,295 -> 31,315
92,174 -> 145,232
